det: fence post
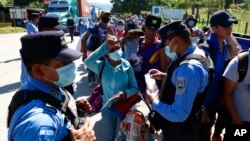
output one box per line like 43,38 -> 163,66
244,22 -> 248,35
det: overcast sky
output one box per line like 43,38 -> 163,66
88,0 -> 113,11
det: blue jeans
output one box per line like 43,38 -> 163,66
101,108 -> 119,141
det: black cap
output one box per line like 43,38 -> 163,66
127,21 -> 144,36
39,15 -> 67,31
145,14 -> 162,30
20,31 -> 82,62
210,10 -> 238,27
158,21 -> 188,48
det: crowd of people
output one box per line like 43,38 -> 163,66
7,9 -> 250,141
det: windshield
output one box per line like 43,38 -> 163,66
51,1 -> 68,4
48,7 -> 69,12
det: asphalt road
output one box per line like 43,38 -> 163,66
0,33 -> 105,141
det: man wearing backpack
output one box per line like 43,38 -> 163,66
146,21 -> 212,141
198,10 -> 239,141
223,50 -> 250,141
8,31 -> 95,141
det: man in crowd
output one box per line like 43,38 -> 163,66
8,31 -> 95,141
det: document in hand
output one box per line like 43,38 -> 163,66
144,73 -> 159,96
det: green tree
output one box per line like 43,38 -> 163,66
0,0 -> 12,8
28,1 -> 46,9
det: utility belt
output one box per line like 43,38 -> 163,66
148,110 -> 201,136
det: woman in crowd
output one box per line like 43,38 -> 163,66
84,35 -> 139,140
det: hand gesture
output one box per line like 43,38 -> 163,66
145,89 -> 157,104
106,35 -> 120,52
112,91 -> 127,102
76,98 -> 92,113
70,118 -> 96,141
148,69 -> 166,81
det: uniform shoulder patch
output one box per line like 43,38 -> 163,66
176,77 -> 187,95
38,126 -> 56,141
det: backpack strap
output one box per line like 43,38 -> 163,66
7,89 -> 78,128
238,51 -> 249,82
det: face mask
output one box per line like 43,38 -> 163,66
191,37 -> 200,43
102,17 -> 110,23
188,20 -> 195,28
80,22 -> 84,25
165,39 -> 177,60
109,50 -> 121,61
117,25 -> 124,31
43,63 -> 76,87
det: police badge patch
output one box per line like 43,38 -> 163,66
176,77 -> 187,95
38,126 -> 55,141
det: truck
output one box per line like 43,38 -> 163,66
47,0 -> 90,25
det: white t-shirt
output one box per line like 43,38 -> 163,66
223,51 -> 250,122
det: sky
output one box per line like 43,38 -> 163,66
88,0 -> 113,10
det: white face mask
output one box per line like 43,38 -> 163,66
191,37 -> 200,43
165,39 -> 177,60
109,50 -> 121,61
42,63 -> 76,87
117,25 -> 124,31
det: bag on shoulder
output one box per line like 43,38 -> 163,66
87,61 -> 105,113
87,25 -> 100,51
87,84 -> 103,113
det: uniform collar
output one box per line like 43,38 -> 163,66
179,44 -> 196,58
24,76 -> 63,100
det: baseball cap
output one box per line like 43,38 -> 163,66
101,11 -> 111,17
210,10 -> 238,27
127,21 -> 144,36
145,14 -> 162,30
20,31 -> 82,62
39,15 -> 67,31
158,21 -> 188,48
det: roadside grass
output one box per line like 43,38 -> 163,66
187,8 -> 250,34
0,27 -> 26,34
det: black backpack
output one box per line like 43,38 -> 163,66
87,25 -> 102,51
199,41 -> 249,82
7,90 -> 79,128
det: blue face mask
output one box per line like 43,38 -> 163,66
188,20 -> 195,28
165,39 -> 177,61
43,63 -> 76,87
117,25 -> 124,31
109,50 -> 121,61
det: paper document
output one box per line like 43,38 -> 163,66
99,97 -> 119,111
144,73 -> 159,96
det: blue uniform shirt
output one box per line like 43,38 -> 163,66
203,32 -> 227,107
26,21 -> 38,35
152,44 -> 209,122
8,76 -> 70,141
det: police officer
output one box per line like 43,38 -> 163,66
146,21 -> 211,141
38,15 -> 67,32
26,13 -> 39,35
8,31 -> 95,141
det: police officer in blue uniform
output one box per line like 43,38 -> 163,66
146,21 -> 212,141
8,31 -> 96,141
26,13 -> 39,35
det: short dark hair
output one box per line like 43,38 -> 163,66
169,28 -> 191,43
22,57 -> 52,73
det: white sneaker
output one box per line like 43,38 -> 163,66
88,82 -> 93,87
